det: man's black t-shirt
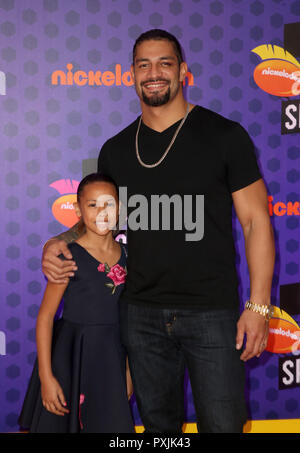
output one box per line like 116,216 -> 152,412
97,105 -> 262,310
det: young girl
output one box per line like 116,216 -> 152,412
18,173 -> 134,433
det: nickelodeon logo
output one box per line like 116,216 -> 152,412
50,179 -> 79,228
268,196 -> 300,217
266,306 -> 300,354
51,63 -> 194,87
252,44 -> 300,97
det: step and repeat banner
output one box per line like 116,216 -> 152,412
1,0 -> 300,433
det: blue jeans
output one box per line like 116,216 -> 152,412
120,303 -> 248,433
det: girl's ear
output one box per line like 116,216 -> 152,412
74,201 -> 81,219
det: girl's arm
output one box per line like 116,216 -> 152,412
126,357 -> 133,400
36,281 -> 70,416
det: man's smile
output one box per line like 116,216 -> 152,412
142,80 -> 170,92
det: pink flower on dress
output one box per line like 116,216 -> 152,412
107,264 -> 127,287
79,394 -> 85,430
97,263 -> 105,272
97,258 -> 127,295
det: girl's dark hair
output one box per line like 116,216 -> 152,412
77,172 -> 118,203
133,29 -> 184,65
76,172 -> 120,237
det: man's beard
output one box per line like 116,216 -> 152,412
141,86 -> 171,107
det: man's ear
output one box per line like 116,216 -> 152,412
179,62 -> 188,83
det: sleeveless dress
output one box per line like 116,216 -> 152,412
18,241 -> 134,433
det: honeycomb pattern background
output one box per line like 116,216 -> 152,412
1,0 -> 300,432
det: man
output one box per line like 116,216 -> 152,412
42,29 -> 275,433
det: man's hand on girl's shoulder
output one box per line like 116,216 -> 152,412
42,239 -> 77,284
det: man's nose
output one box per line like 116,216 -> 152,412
148,63 -> 163,79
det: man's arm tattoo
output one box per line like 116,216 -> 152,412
54,220 -> 86,244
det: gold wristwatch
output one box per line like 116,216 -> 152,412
245,300 -> 274,321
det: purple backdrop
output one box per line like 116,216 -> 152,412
1,0 -> 300,433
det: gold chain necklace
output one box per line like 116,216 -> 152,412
135,102 -> 190,169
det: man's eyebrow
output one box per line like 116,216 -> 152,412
135,58 -> 150,63
159,56 -> 176,61
135,56 -> 176,63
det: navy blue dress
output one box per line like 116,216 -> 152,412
19,241 -> 134,433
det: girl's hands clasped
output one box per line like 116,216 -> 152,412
41,376 -> 69,416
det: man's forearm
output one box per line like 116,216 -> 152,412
55,221 -> 85,243
243,217 -> 275,305
45,221 -> 85,247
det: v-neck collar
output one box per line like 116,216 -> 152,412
73,242 -> 123,268
140,105 -> 198,135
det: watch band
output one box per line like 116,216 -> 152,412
245,300 -> 274,320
